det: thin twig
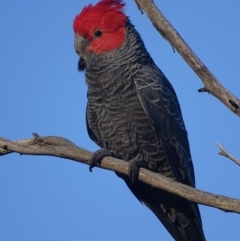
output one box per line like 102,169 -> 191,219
1,134 -> 240,213
217,142 -> 240,166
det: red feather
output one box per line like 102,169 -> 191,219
73,0 -> 127,54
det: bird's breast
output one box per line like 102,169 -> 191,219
87,72 -> 173,177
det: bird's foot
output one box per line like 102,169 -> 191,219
89,148 -> 112,172
128,156 -> 146,183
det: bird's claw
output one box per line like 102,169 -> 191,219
128,157 -> 146,183
89,148 -> 112,172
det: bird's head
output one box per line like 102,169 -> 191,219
73,0 -> 127,62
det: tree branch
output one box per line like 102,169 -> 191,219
217,142 -> 240,166
1,134 -> 240,213
134,0 -> 240,116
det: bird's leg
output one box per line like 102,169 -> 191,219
128,155 -> 146,183
89,148 -> 112,172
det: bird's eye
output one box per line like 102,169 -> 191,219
94,30 -> 102,37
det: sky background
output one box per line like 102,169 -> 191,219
0,0 -> 240,240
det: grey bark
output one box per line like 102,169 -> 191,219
1,134 -> 240,214
134,0 -> 240,116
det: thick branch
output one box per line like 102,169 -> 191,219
217,142 -> 240,166
134,0 -> 240,116
1,134 -> 240,213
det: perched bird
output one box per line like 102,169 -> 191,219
73,0 -> 206,240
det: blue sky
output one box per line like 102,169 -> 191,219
0,0 -> 240,240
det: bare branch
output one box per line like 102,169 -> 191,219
217,142 -> 240,166
1,134 -> 240,213
134,0 -> 240,116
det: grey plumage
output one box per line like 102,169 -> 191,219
77,21 -> 206,241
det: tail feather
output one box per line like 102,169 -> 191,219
118,174 -> 206,241
146,202 -> 206,241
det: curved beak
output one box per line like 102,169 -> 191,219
74,34 -> 88,59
